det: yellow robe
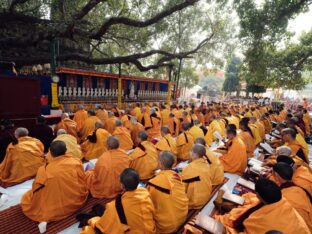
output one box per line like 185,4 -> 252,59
281,184 -> 312,231
80,116 -> 100,141
147,116 -> 162,140
285,139 -> 308,163
21,155 -> 88,222
96,109 -> 108,124
52,134 -> 82,159
255,121 -> 265,140
132,106 -> 142,119
189,125 -> 205,140
219,137 -> 247,175
113,126 -> 134,151
104,116 -> 117,134
206,148 -> 224,185
155,134 -> 177,155
129,141 -> 158,180
261,119 -> 272,134
81,128 -> 110,160
238,131 -> 256,158
161,109 -> 170,126
129,122 -> 145,147
85,149 -> 130,198
296,133 -> 309,162
168,117 -> 180,137
54,118 -> 78,139
0,137 -> 44,185
243,198 -> 310,234
249,124 -> 261,145
147,170 -> 188,233
73,109 -> 88,132
81,188 -> 156,234
205,120 -> 223,146
181,158 -> 212,209
303,113 -> 311,134
293,166 -> 312,197
176,132 -> 194,161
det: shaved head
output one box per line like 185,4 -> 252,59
159,151 -> 175,169
108,111 -> 114,117
191,144 -> 206,158
120,168 -> 140,191
107,136 -> 119,149
61,113 -> 69,119
15,127 -> 29,138
50,140 -> 67,157
276,146 -> 292,157
194,137 -> 206,146
57,129 -> 67,136
95,121 -> 103,129
115,119 -> 123,126
161,126 -> 170,135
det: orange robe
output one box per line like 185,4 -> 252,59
21,155 -> 88,222
81,128 -> 110,160
147,116 -> 162,140
181,158 -> 212,209
285,140 -> 308,163
80,116 -> 100,141
219,137 -> 247,175
255,120 -> 265,140
111,126 -> 133,151
238,131 -> 256,158
303,113 -> 311,134
196,112 -> 205,126
189,125 -> 205,140
155,134 -> 177,155
250,124 -> 261,145
96,109 -> 108,124
168,117 -> 180,137
54,118 -> 78,138
261,118 -> 272,134
206,148 -> 224,185
129,141 -> 158,180
296,133 -> 309,162
73,109 -> 88,132
176,132 -> 194,161
293,166 -> 312,197
138,113 -> 152,128
147,170 -> 188,233
104,116 -> 117,134
132,106 -> 142,119
85,149 -> 130,198
81,188 -> 156,234
121,114 -> 132,130
243,198 -> 310,234
129,122 -> 145,147
281,183 -> 312,231
205,120 -> 223,146
52,134 -> 82,159
161,109 -> 170,126
0,137 -> 44,185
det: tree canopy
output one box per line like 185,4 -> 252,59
222,56 -> 241,94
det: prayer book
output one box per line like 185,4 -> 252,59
237,177 -> 255,190
259,142 -> 274,154
195,213 -> 225,233
222,192 -> 245,205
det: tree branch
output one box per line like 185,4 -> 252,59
73,0 -> 107,20
9,0 -> 30,12
92,0 -> 199,39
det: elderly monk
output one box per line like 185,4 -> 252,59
214,179 -> 310,234
272,163 -> 312,231
95,104 -> 108,125
281,128 -> 308,163
0,128 -> 45,186
155,126 -> 177,155
218,128 -> 247,175
21,141 -> 88,222
51,129 -> 82,159
86,136 -> 130,198
147,151 -> 188,233
181,144 -> 212,209
128,117 -> 145,147
54,113 -> 78,139
195,137 -> 224,185
129,131 -> 158,180
73,105 -> 88,133
168,113 -> 180,137
112,119 -> 134,151
80,110 -> 100,141
81,169 -> 156,234
104,111 -> 118,134
189,119 -> 205,139
176,123 -> 194,161
81,122 -> 110,160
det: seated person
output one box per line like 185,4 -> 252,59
155,126 -> 177,155
213,179 -> 310,234
21,141 -> 88,222
238,118 -> 256,158
86,136 -> 130,198
218,128 -> 247,175
112,119 -> 134,151
29,116 -> 54,153
80,110 -> 101,141
272,162 -> 312,231
194,137 -> 224,185
54,113 -> 78,139
104,111 -> 118,134
48,129 -> 82,160
129,131 -> 158,180
146,108 -> 162,140
189,119 -> 205,140
73,105 -> 88,133
128,117 -> 145,147
176,123 -> 194,161
181,144 -> 212,209
80,169 -> 156,234
0,128 -> 45,186
168,113 -> 180,137
81,121 -> 110,160
147,151 -> 188,233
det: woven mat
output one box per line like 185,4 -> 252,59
0,196 -> 111,234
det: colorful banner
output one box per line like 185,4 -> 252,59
51,83 -> 59,108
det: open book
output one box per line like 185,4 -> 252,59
213,131 -> 224,141
259,142 -> 274,154
222,192 -> 245,205
237,177 -> 255,190
195,213 -> 225,234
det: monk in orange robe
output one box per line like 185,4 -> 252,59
81,169 -> 156,234
54,113 -> 78,139
218,128 -> 247,175
146,108 -> 162,140
160,104 -> 170,126
81,110 -> 101,140
196,109 -> 205,126
81,122 -> 110,160
21,141 -> 88,222
112,119 -> 134,151
303,109 -> 311,134
85,136 -> 130,198
95,105 -> 108,125
131,103 -> 142,119
129,131 -> 158,180
138,107 -> 152,127
155,127 -> 177,155
147,151 -> 188,233
176,123 -> 194,161
260,115 -> 272,134
182,144 -> 212,209
181,111 -> 191,125
104,111 -> 118,134
73,105 -> 88,133
194,137 -> 224,185
273,163 -> 312,231
168,113 -> 180,137
189,120 -> 205,139
128,117 -> 145,147
0,128 -> 45,186
120,110 -> 132,130
238,118 -> 256,157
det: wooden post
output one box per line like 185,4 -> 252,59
167,65 -> 173,105
118,63 -> 122,109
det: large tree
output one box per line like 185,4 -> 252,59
222,56 -> 241,95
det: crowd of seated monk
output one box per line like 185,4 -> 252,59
0,100 -> 311,233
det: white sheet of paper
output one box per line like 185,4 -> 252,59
259,142 -> 274,154
195,213 -> 225,234
237,177 -> 255,190
222,192 -> 245,205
